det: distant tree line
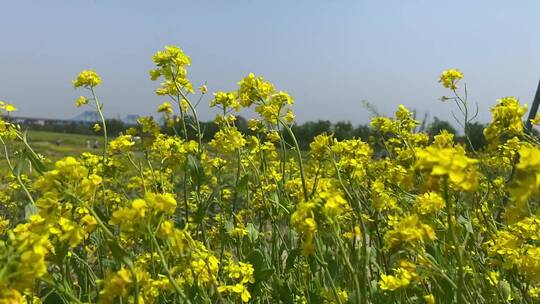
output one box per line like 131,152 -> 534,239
162,115 -> 492,151
25,119 -> 130,137
17,115 -> 502,151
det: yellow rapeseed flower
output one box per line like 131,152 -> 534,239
439,68 -> 463,89
75,96 -> 88,107
73,70 -> 102,88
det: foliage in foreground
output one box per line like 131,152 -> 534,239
1,47 -> 540,304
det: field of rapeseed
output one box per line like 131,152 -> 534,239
1,45 -> 540,304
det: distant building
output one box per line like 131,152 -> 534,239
72,111 -> 101,123
10,117 -> 46,126
123,114 -> 140,125
6,111 -> 142,130
6,116 -> 90,126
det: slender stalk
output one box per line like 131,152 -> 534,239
40,278 -> 84,304
278,118 -> 308,201
148,227 -> 191,303
443,178 -> 466,303
90,87 -> 108,156
314,239 -> 343,304
334,226 -> 364,304
0,136 -> 35,205
178,90 -> 203,151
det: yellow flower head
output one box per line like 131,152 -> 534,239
157,101 -> 174,114
108,135 -> 134,152
384,214 -> 436,250
284,109 -> 295,123
0,101 -> 18,112
237,73 -> 275,107
415,191 -> 445,215
484,97 -> 527,145
73,70 -> 102,88
424,294 -> 436,304
210,91 -> 239,111
439,68 -> 463,89
150,45 -> 193,94
75,96 -> 88,107
210,126 -> 246,154
4,104 -> 17,112
99,268 -> 132,302
199,84 -> 208,94
415,145 -> 479,191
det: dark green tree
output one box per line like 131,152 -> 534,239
333,121 -> 354,141
465,122 -> 487,151
427,117 -> 457,136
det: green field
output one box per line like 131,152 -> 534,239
24,131 -> 103,159
0,131 -> 104,171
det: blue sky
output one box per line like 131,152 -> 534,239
1,1 -> 540,125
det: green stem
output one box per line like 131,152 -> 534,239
40,277 -> 84,304
126,263 -> 140,304
148,227 -> 191,303
278,118 -> 308,201
314,239 -> 343,304
444,178 -> 466,303
334,226 -> 364,304
179,91 -> 203,151
90,87 -> 108,156
0,136 -> 35,205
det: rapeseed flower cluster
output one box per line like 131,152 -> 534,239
72,69 -> 102,88
0,101 -> 17,112
439,68 -> 463,89
150,45 -> 193,94
484,97 -> 527,145
379,260 -> 418,291
415,145 -> 478,191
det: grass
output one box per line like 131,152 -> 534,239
0,131 -> 104,171
24,130 -> 104,159
26,130 -> 101,146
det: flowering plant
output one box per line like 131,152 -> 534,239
0,48 -> 539,304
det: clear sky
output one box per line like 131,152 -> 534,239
2,0 -> 540,125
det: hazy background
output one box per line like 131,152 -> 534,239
1,0 -> 540,124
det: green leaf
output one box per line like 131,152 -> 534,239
108,240 -> 133,267
23,148 -> 47,174
256,268 -> 274,282
193,200 -> 212,224
224,220 -> 234,235
186,154 -> 207,185
236,175 -> 249,193
54,243 -> 70,265
248,249 -> 274,283
276,280 -> 293,303
93,206 -> 109,225
458,215 -> 473,234
24,203 -> 38,219
247,249 -> 265,271
20,130 -> 47,174
42,290 -> 64,304
285,248 -> 300,272
246,223 -> 259,243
